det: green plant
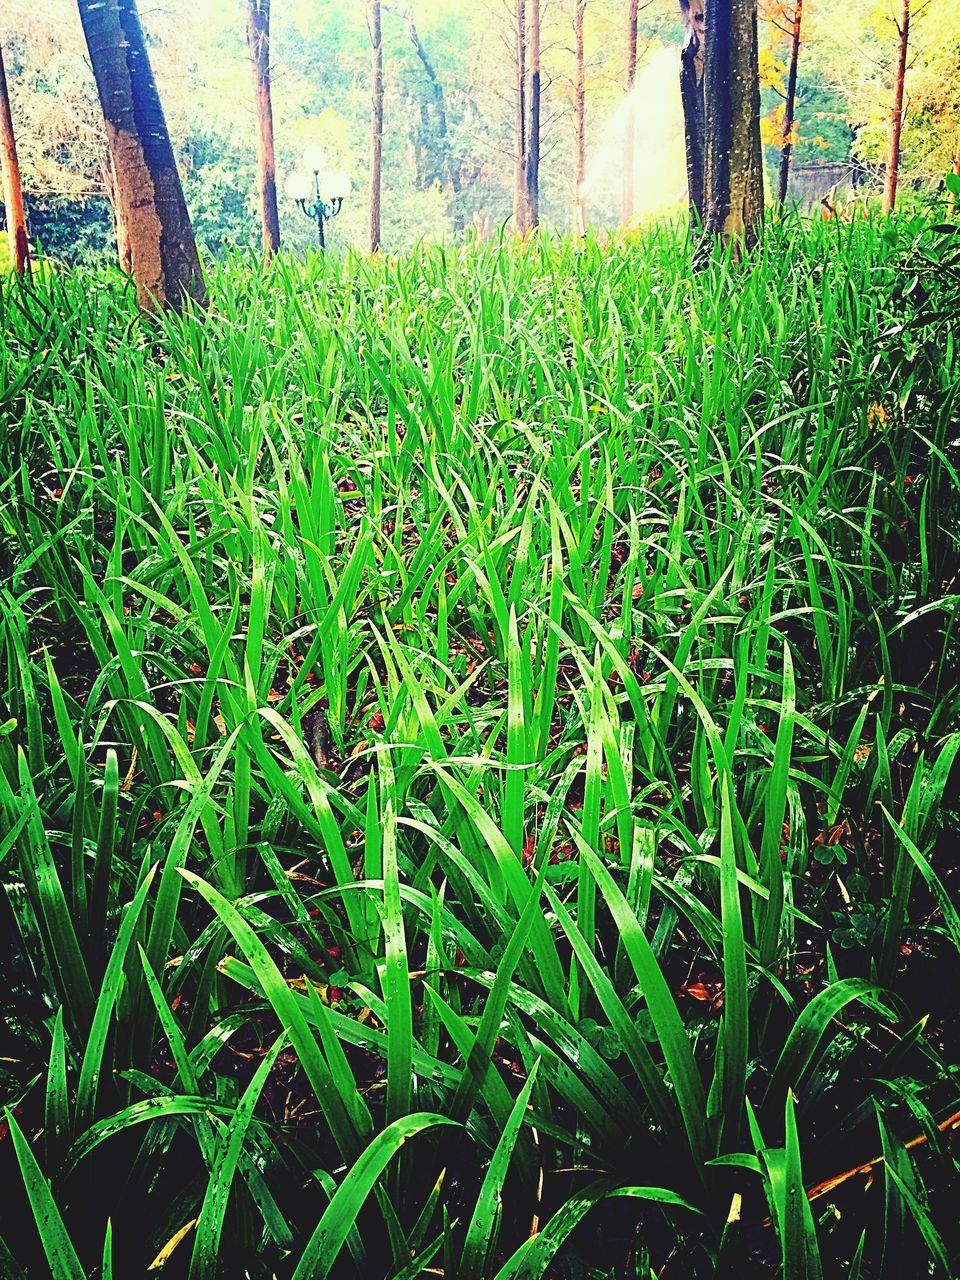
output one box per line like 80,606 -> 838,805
0,215 -> 958,1277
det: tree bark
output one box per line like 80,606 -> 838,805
369,0 -> 384,252
883,0 -> 909,214
702,0 -> 764,252
0,39 -> 29,275
525,0 -> 541,229
624,0 -> 639,222
775,0 -> 803,207
246,0 -> 280,256
574,0 -> 587,234
102,156 -> 133,273
514,0 -> 529,232
77,0 -> 205,311
679,0 -> 706,228
406,9 -> 463,233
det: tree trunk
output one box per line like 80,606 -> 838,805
679,0 -> 706,228
525,0 -> 541,230
246,0 -> 280,256
883,0 -> 909,215
102,156 -> 133,273
514,0 -> 529,232
0,40 -> 29,275
624,0 -> 639,223
77,0 -> 205,311
574,0 -> 587,234
776,0 -> 803,206
702,0 -> 764,252
369,0 -> 384,252
406,10 -> 463,233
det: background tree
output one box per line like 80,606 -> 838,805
370,0 -> 384,251
840,0 -> 953,195
624,0 -> 638,221
776,0 -> 804,204
525,0 -> 541,228
702,0 -> 765,250
404,6 -> 463,232
246,0 -> 280,255
514,0 -> 529,232
76,0 -> 204,309
679,0 -> 706,226
0,37 -> 30,273
574,0 -> 587,233
883,0 -> 909,213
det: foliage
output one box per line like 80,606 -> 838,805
0,215 -> 959,1277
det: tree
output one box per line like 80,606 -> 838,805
103,157 -> 132,273
679,0 -> 706,227
883,0 -> 909,213
76,0 -> 205,309
405,6 -> 463,232
624,0 -> 638,222
513,0 -> 540,234
514,0 -> 528,231
525,0 -> 541,229
369,0 -> 384,252
246,0 -> 280,256
0,38 -> 30,273
574,0 -> 587,234
702,0 -> 765,250
776,0 -> 804,205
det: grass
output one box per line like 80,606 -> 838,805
0,214 -> 958,1279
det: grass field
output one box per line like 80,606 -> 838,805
1,216 -> 959,1278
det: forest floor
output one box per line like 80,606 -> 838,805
1,217 -> 959,1279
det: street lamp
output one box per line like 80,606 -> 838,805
284,149 -> 352,250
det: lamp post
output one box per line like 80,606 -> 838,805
284,147 -> 352,250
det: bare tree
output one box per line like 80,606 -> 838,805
370,0 -> 384,251
77,0 -> 205,310
702,0 -> 764,251
246,0 -> 280,256
574,0 -> 587,234
776,0 -> 804,206
624,0 -> 638,222
883,0 -> 909,213
679,0 -> 705,227
0,38 -> 29,274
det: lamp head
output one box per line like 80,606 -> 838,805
301,144 -> 328,174
318,170 -> 353,205
283,170 -> 315,203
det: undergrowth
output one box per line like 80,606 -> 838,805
0,216 -> 959,1278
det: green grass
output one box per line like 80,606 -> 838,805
0,215 -> 959,1278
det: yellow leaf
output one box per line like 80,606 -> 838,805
868,403 -> 889,430
148,1220 -> 197,1271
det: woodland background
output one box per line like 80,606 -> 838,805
2,0 -> 959,261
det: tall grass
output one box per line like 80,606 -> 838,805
0,215 -> 958,1278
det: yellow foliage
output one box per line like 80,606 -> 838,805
761,105 -> 800,149
759,47 -> 788,93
